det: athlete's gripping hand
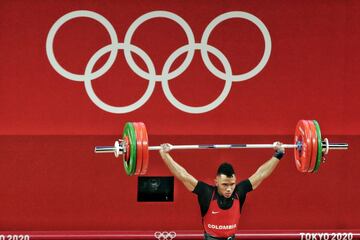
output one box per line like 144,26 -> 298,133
160,143 -> 173,154
273,141 -> 285,160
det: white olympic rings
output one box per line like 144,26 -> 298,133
154,231 -> 177,240
46,10 -> 271,114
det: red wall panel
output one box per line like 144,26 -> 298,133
0,135 -> 358,231
0,0 -> 359,135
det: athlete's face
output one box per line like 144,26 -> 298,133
215,174 -> 236,198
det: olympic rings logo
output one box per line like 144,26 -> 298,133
46,10 -> 271,114
154,231 -> 176,240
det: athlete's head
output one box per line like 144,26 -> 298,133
215,162 -> 236,198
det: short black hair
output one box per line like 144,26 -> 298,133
217,162 -> 235,177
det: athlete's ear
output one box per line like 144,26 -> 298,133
214,176 -> 219,186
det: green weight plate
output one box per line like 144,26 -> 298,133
123,122 -> 137,176
313,120 -> 322,172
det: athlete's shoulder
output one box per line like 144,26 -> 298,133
236,179 -> 253,193
193,180 -> 214,195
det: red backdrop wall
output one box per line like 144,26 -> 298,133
0,0 -> 359,233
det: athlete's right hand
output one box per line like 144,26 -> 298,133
160,143 -> 173,154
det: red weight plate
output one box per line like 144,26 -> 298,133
124,136 -> 130,162
307,120 -> 318,173
133,122 -> 143,176
294,120 -> 312,172
302,120 -> 313,172
139,122 -> 149,175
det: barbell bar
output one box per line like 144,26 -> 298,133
94,120 -> 349,175
95,143 -> 348,152
96,144 -> 297,153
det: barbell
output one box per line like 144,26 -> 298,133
94,120 -> 348,176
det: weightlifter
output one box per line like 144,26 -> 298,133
159,142 -> 285,240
